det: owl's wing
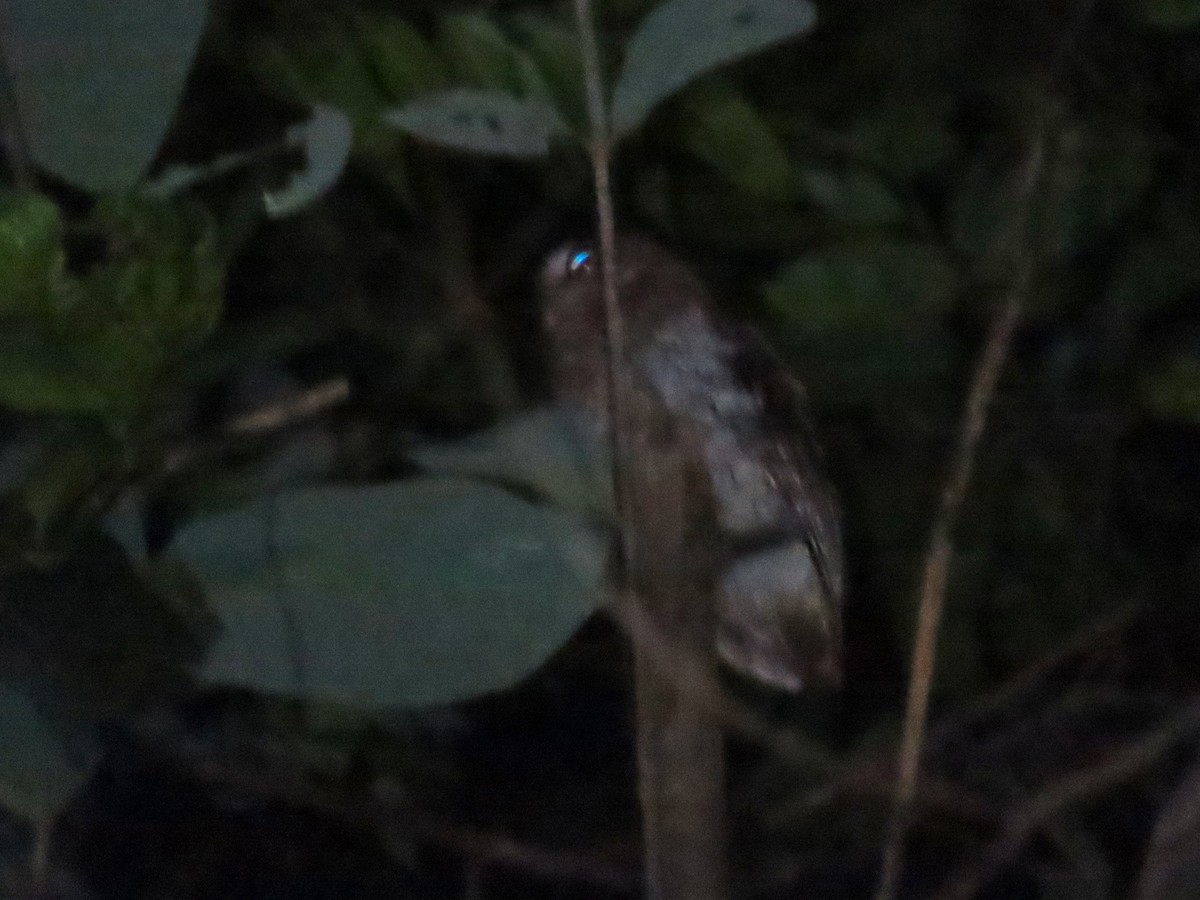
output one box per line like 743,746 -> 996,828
710,320 -> 845,687
719,320 -> 843,584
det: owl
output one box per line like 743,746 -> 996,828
540,236 -> 843,691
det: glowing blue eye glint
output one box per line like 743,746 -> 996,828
568,250 -> 592,273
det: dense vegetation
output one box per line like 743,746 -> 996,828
2,0 -> 1200,897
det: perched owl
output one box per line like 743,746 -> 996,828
540,236 -> 843,691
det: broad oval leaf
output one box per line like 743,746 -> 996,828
0,0 -> 208,192
409,406 -> 613,518
0,683 -> 94,823
764,242 -> 957,404
385,89 -> 568,158
611,0 -> 817,138
171,477 -> 608,708
682,88 -> 795,200
264,105 -> 354,218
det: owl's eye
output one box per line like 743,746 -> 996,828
566,247 -> 595,277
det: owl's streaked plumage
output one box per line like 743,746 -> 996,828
540,236 -> 843,691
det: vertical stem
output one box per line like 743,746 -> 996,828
569,5 -> 727,900
876,128 -> 1048,900
570,0 -> 631,552
628,434 -> 727,900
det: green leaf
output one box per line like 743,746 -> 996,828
511,14 -> 589,134
611,0 -> 817,137
764,243 -> 958,403
845,105 -> 958,177
0,682 -> 94,824
264,105 -> 354,218
172,477 -> 608,708
20,426 -> 122,536
0,0 -> 208,192
0,329 -> 120,414
796,167 -> 905,226
683,89 -> 795,200
439,12 -> 529,94
385,90 -> 568,158
410,407 -> 613,519
254,35 -> 387,123
355,14 -> 449,102
0,192 -> 65,317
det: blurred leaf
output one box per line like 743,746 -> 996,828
796,166 -> 905,226
766,242 -> 955,335
845,105 -> 958,176
354,13 -> 449,103
1140,355 -> 1200,423
764,242 -> 957,403
0,682 -> 94,824
511,14 -> 588,133
264,105 -> 354,218
85,198 -> 224,339
0,192 -> 64,317
19,427 -> 122,536
439,12 -> 530,94
0,199 -> 224,416
611,0 -> 817,137
1129,0 -> 1200,29
253,31 -> 385,124
410,407 -> 613,519
0,329 -> 120,414
0,0 -> 207,192
683,89 -> 795,200
173,477 -> 608,708
385,89 -> 567,158
1135,749 -> 1200,900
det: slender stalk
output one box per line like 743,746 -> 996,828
875,1 -> 1098,886
569,4 -> 727,899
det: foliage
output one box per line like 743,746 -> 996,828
0,0 -> 1199,895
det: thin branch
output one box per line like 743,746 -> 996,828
934,699 -> 1200,900
570,0 -> 631,567
160,376 -> 350,477
875,128 -> 1048,900
225,377 -> 350,436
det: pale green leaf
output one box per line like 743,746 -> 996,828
612,0 -> 817,137
0,0 -> 208,192
173,477 -> 608,708
385,90 -> 567,158
264,105 -> 354,218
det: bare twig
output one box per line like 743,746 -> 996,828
570,0 -> 630,556
160,376 -> 350,477
569,5 -> 728,899
874,130 -> 1046,900
934,699 -> 1200,900
225,377 -> 350,436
